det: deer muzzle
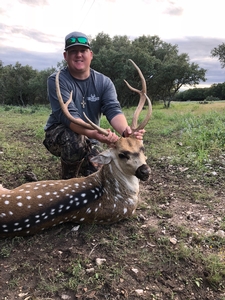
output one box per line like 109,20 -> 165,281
135,164 -> 151,181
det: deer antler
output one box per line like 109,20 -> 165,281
55,71 -> 109,136
124,59 -> 152,131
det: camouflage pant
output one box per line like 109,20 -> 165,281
43,124 -> 102,165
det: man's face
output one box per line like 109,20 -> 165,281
64,46 -> 93,74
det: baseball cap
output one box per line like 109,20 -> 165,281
64,31 -> 91,50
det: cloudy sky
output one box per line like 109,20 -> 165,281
1,0 -> 224,88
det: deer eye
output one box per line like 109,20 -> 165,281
118,152 -> 130,160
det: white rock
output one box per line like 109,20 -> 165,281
96,258 -> 106,266
131,268 -> 139,274
215,230 -> 225,238
135,289 -> 144,295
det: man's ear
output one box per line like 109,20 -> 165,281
63,51 -> 67,61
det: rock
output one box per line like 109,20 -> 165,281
61,295 -> 71,300
96,258 -> 106,266
215,230 -> 225,238
135,289 -> 144,295
170,237 -> 177,245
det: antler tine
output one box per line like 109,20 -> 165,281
124,59 -> 152,131
56,71 -> 109,136
83,112 -> 109,136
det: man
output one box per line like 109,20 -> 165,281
43,31 -> 144,179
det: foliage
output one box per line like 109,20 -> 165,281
211,42 -> 225,68
175,82 -> 225,101
91,33 -> 206,107
0,33 -> 207,107
0,61 -> 57,106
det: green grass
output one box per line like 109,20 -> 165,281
1,101 -> 225,299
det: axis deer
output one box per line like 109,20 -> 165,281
0,60 -> 152,238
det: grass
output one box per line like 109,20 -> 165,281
0,101 -> 225,299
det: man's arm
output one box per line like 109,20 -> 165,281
69,123 -> 119,144
110,114 -> 145,140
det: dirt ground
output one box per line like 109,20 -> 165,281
0,151 -> 225,300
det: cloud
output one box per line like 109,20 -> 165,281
163,1 -> 183,16
18,0 -> 48,6
0,47 -> 61,70
0,22 -> 62,57
1,34 -> 224,88
165,36 -> 225,86
0,22 -> 56,44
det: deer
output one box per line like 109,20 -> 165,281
0,59 -> 152,238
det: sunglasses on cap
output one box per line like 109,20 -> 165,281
65,37 -> 90,48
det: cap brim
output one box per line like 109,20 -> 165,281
65,43 -> 91,50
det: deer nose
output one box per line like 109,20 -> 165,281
135,164 -> 151,181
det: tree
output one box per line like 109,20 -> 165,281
90,34 -> 206,107
211,43 -> 225,68
0,62 -> 55,105
28,67 -> 57,104
0,33 -> 208,107
129,36 -> 206,107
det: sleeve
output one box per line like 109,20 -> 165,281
47,72 -> 80,128
100,76 -> 124,123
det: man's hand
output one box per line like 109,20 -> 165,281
94,129 -> 119,145
122,127 -> 145,140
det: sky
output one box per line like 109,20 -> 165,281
0,0 -> 224,89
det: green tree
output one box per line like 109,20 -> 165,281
75,33 -> 207,107
90,32 -> 112,54
0,62 -> 37,105
28,67 -> 57,104
0,62 -> 56,105
211,43 -> 225,68
129,36 -> 206,107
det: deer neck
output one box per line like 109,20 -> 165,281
99,161 -> 140,196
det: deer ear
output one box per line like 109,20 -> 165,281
90,149 -> 112,165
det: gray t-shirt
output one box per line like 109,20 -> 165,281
44,67 -> 123,131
